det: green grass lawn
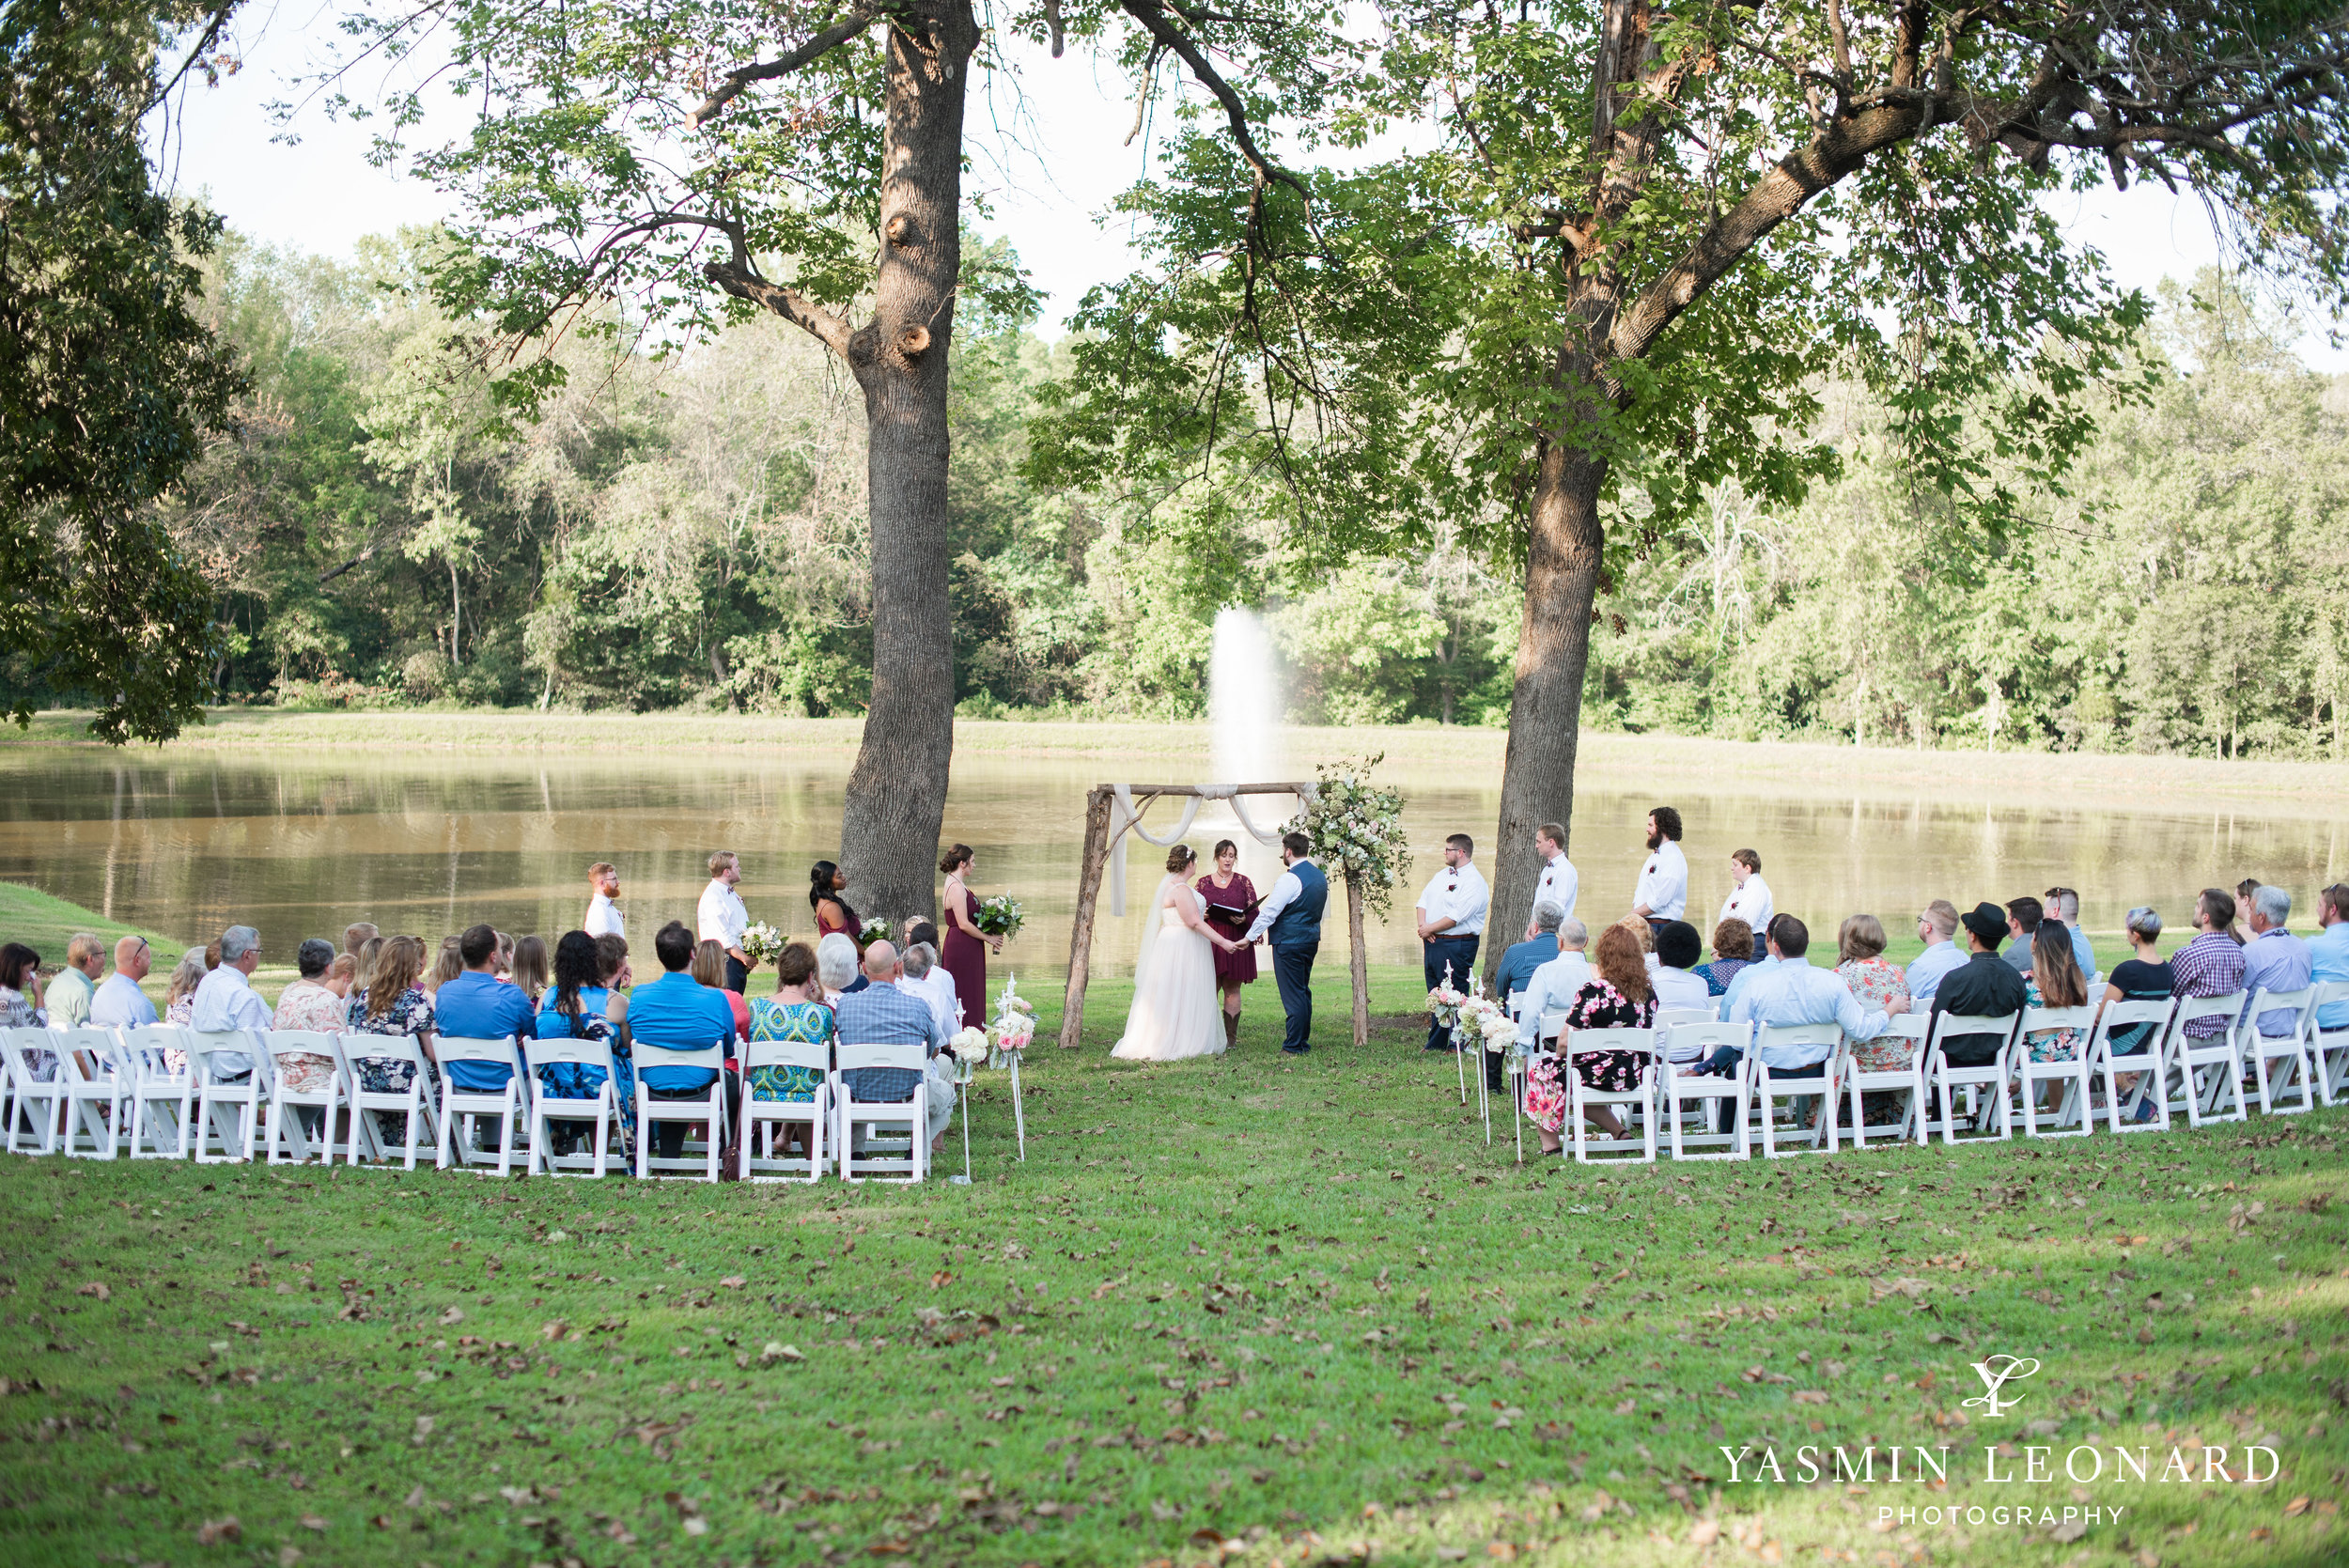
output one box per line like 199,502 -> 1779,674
3,965 -> 2344,1568
0,883 -> 188,966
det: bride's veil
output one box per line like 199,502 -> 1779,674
1127,871 -> 1183,1008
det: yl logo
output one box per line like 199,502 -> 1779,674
1962,1355 -> 2041,1418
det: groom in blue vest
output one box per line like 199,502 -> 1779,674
1243,831 -> 1326,1055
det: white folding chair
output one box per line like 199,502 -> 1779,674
183,1030 -> 267,1163
633,1044 -> 729,1182
335,1032 -> 440,1169
51,1028 -> 130,1158
2164,992 -> 2248,1126
433,1036 -> 529,1176
1655,1006 -> 1715,1034
1657,1019 -> 1751,1161
260,1031 -> 349,1165
120,1024 -> 193,1157
738,1039 -> 832,1182
3,1027 -> 66,1154
834,1042 -> 928,1184
1560,1027 -> 1656,1164
1921,1011 -> 2021,1144
2012,1004 -> 2098,1138
2310,981 -> 2349,1105
525,1034 -> 627,1178
2238,988 -> 2317,1116
2082,996 -> 2175,1134
1841,1014 -> 1928,1150
1751,1024 -> 1842,1157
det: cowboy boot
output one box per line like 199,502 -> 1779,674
1223,1012 -> 1240,1050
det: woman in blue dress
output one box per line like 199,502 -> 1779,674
535,930 -> 634,1157
747,941 -> 833,1162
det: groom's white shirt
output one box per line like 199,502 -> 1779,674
1243,858 -> 1314,944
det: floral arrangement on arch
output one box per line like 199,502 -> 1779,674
1290,754 -> 1410,920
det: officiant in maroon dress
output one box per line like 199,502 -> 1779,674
1197,839 -> 1259,1051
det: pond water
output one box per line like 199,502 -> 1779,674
2,737 -> 2343,973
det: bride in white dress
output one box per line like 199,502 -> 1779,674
1112,844 -> 1242,1062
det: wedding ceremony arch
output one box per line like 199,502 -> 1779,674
1059,781 -> 1377,1051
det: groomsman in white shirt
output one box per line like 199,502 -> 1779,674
1717,847 -> 1772,960
584,862 -> 626,939
1416,833 -> 1489,1051
1524,821 -> 1579,940
697,850 -> 753,992
1630,806 -> 1688,930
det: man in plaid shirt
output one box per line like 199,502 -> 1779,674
832,941 -> 956,1151
2170,889 -> 2248,1038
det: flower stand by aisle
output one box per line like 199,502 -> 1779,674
945,1026 -> 988,1185
991,975 -> 1033,1161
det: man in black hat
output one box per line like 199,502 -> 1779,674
1927,902 -> 2031,1064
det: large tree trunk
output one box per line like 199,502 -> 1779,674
836,0 -> 976,927
1486,437 -> 1608,979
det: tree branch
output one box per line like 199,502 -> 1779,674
1116,0 -> 1306,198
688,5 -> 880,129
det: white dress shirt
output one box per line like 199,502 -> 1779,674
1651,964 -> 1713,1014
189,965 -> 271,1077
1632,839 -> 1688,920
1729,956 -> 1889,1069
1243,861 -> 1313,943
1717,874 -> 1772,938
902,972 -> 959,1039
1515,950 -> 1593,1044
585,893 -> 625,939
1530,852 -> 1579,927
697,878 -> 749,952
1415,861 -> 1489,939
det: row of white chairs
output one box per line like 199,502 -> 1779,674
0,1025 -> 938,1184
1492,978 -> 2349,1163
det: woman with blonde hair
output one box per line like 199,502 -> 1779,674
1836,914 -> 1913,1124
428,936 -> 463,995
162,947 -> 210,1027
509,934 -> 550,1008
693,937 -> 752,1039
1523,923 -> 1657,1153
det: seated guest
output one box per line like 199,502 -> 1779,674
2239,884 -> 2312,1037
592,931 -> 632,998
0,945 -> 52,1078
816,932 -> 863,1004
2002,896 -> 2044,976
433,924 -> 538,1095
692,938 -> 753,1040
900,941 -> 958,1039
90,936 -> 158,1031
271,938 -> 348,1094
495,930 -> 516,979
630,920 -> 739,1161
2310,883 -> 2349,1035
1906,901 -> 1966,1000
352,934 -> 386,994
2042,887 -> 2095,978
2170,888 -> 2248,1043
1523,922 -> 1656,1153
1715,927 -> 1780,1021
191,925 -> 272,1079
162,947 -> 208,1027
832,940 -> 955,1153
535,930 -> 633,1155
2099,907 -> 2174,1110
510,935 -> 550,1008
1515,919 -> 1593,1048
1494,902 -> 1563,1005
345,935 -> 437,1144
1698,919 -> 1752,997
428,936 -> 463,995
2021,921 -> 2092,1068
748,941 -> 834,1157
47,933 -> 103,1029
1705,915 -> 1900,1129
1928,904 -> 2030,1065
343,922 -> 379,957
903,920 -> 960,1032
2229,879 -> 2260,944
1834,913 -> 1911,1066
1651,921 -> 1711,1012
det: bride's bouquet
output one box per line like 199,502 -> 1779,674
739,922 -> 788,967
973,893 -> 1025,939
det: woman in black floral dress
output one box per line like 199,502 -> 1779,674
1524,923 -> 1657,1152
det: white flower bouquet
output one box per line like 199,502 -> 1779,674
990,978 -> 1034,1065
739,922 -> 788,967
861,916 -> 896,948
973,893 -> 1025,939
1478,1010 -> 1520,1056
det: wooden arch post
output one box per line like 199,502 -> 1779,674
1058,783 -> 1330,1051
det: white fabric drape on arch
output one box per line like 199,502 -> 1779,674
1109,782 -> 1318,915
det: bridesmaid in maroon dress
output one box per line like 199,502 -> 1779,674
938,844 -> 998,1029
1197,839 -> 1259,1052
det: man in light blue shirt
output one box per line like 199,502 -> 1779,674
1716,948 -> 1779,1021
89,936 -> 159,1030
1905,901 -> 1966,1000
1703,915 -> 1902,1128
2309,883 -> 2349,1032
2238,885 -> 2312,1038
1515,920 -> 1592,1048
2043,889 -> 2096,977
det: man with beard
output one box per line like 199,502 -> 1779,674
1630,806 -> 1688,933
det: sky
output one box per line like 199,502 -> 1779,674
160,1 -> 2347,369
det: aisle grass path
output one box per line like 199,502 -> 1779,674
2,971 -> 2344,1568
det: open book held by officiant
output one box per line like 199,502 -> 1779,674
1202,895 -> 1262,939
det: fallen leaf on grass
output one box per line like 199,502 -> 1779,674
759,1342 -> 804,1363
2284,1497 -> 2310,1517
1792,1390 -> 1829,1405
719,1276 -> 746,1290
2051,1520 -> 2088,1543
77,1282 -> 110,1301
438,1307 -> 464,1326
1689,1519 -> 1720,1546
298,1514 -> 327,1532
865,1541 -> 910,1556
194,1517 -> 241,1545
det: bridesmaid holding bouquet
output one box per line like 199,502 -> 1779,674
1196,839 -> 1259,1051
939,843 -> 999,1029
